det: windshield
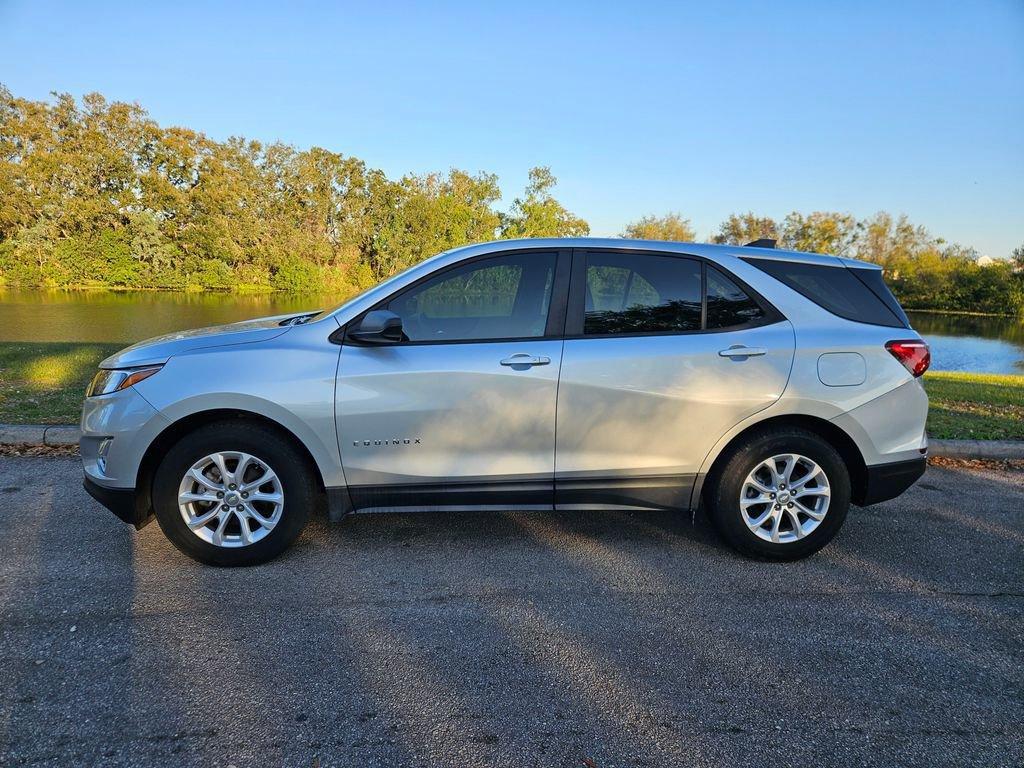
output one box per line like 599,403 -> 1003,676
309,282 -> 380,323
311,244 -> 474,321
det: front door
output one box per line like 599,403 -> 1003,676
554,249 -> 795,510
336,249 -> 569,511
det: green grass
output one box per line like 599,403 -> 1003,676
0,342 -> 121,424
923,371 -> 1024,441
1,343 -> 1022,442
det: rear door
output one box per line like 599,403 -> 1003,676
336,249 -> 570,511
554,249 -> 795,510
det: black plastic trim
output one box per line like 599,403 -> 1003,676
857,458 -> 926,506
348,480 -> 553,510
546,249 -> 573,338
555,474 -> 696,511
326,486 -> 354,522
344,475 -> 698,513
83,476 -> 153,530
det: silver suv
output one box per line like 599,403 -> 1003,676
81,239 -> 930,565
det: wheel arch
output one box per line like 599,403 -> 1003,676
693,414 -> 869,508
136,409 -> 328,516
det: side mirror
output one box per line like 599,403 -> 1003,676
347,310 -> 404,345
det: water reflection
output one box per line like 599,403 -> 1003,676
909,311 -> 1024,374
0,288 -> 341,344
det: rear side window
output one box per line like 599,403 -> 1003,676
745,258 -> 908,328
584,253 -> 702,334
706,266 -> 766,329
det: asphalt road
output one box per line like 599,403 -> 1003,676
0,458 -> 1021,768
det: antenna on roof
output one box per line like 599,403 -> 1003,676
745,238 -> 776,249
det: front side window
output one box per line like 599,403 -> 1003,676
583,253 -> 702,335
387,252 -> 555,342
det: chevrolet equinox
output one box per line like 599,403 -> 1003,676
81,238 -> 930,565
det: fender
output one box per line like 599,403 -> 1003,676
688,397 -> 853,509
132,321 -> 347,488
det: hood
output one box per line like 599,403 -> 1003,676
100,312 -> 308,368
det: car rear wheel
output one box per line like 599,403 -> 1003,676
706,428 -> 851,560
152,420 -> 316,566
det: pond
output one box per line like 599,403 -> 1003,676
0,290 -> 1022,374
908,311 -> 1024,375
0,289 -> 337,344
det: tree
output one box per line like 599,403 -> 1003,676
1,85 -> 1016,316
856,212 -> 938,270
0,87 -> 589,291
500,167 -> 588,239
362,169 -> 502,281
780,211 -> 859,256
621,213 -> 695,242
711,213 -> 778,245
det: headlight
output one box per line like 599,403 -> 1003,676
86,366 -> 163,397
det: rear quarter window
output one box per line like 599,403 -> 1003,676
744,258 -> 908,329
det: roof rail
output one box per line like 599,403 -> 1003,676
745,238 -> 776,249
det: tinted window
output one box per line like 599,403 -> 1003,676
584,253 -> 701,334
706,266 -> 765,329
745,258 -> 907,328
850,267 -> 910,327
388,252 -> 555,342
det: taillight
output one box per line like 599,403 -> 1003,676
886,340 -> 930,377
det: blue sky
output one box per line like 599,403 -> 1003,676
1,0 -> 1022,256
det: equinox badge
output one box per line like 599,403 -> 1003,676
353,438 -> 422,447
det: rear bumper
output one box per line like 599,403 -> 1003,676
83,476 -> 153,529
856,457 -> 927,506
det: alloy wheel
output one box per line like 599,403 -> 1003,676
176,451 -> 284,548
739,453 -> 831,544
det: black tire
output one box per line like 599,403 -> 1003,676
152,420 -> 316,566
705,427 -> 851,561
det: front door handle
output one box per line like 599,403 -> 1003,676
718,346 -> 767,358
500,354 -> 551,367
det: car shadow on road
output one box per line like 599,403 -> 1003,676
4,457 -> 1022,766
0,458 -> 144,765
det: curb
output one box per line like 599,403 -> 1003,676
0,424 -> 81,447
2,424 -> 1023,460
928,439 -> 1024,460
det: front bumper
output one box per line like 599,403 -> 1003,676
81,384 -> 168,484
83,476 -> 152,529
80,386 -> 166,530
857,457 -> 927,506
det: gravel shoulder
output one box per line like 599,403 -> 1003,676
0,458 -> 1021,767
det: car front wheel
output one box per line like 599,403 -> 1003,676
705,428 -> 851,560
152,420 -> 316,566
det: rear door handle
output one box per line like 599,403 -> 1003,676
718,346 -> 767,358
500,354 -> 551,367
